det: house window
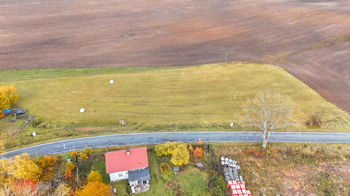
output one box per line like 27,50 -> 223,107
118,173 -> 123,177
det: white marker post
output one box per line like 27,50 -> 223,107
63,145 -> 68,162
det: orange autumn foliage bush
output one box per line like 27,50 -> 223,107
71,151 -> 79,159
64,162 -> 75,179
64,170 -> 72,179
193,147 -> 203,158
75,182 -> 110,196
66,162 -> 75,172
35,155 -> 58,181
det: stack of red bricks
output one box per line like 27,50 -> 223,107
227,180 -> 252,196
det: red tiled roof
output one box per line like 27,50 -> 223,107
105,147 -> 149,174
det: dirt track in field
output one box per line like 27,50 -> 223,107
0,0 -> 350,112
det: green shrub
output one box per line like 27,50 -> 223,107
37,122 -> 52,129
32,117 -> 44,127
210,175 -> 226,196
160,162 -> 171,174
306,113 -> 322,128
211,186 -> 224,196
126,183 -> 131,195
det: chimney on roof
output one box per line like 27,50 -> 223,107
126,149 -> 130,156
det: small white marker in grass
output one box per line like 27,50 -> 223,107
80,108 -> 85,113
230,122 -> 234,127
120,120 -> 126,125
32,132 -> 36,137
110,80 -> 114,84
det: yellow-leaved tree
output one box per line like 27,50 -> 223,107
0,85 -> 18,110
87,170 -> 102,183
0,153 -> 41,185
170,143 -> 189,167
10,153 -> 41,181
155,142 -> 190,167
0,159 -> 14,185
75,181 -> 110,196
155,142 -> 179,156
35,155 -> 58,181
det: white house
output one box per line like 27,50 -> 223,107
105,147 -> 150,193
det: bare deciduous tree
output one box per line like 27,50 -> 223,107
242,90 -> 295,149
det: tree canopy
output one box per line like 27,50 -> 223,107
35,155 -> 58,181
0,85 -> 18,110
87,170 -> 102,183
170,143 -> 189,166
243,90 -> 295,148
155,142 -> 190,167
155,142 -> 178,156
0,153 -> 41,185
75,181 -> 110,196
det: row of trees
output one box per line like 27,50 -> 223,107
63,147 -> 112,196
64,147 -> 93,189
155,139 -> 204,168
75,171 -> 110,196
0,153 -> 56,185
0,147 -> 112,196
0,153 -> 62,195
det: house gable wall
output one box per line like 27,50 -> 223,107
109,171 -> 128,182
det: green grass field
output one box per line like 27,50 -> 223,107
2,62 -> 349,129
1,62 -> 350,149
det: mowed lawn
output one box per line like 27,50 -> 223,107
2,63 -> 350,130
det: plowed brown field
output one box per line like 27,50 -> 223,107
1,0 -> 350,112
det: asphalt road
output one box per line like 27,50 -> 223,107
3,131 -> 350,158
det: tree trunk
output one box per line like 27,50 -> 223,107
262,131 -> 269,149
76,166 -> 80,187
75,157 -> 80,187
